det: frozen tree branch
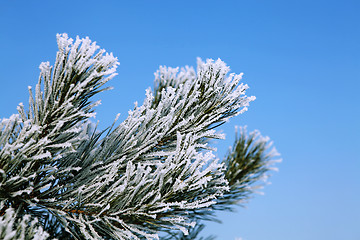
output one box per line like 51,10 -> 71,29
0,34 -> 279,240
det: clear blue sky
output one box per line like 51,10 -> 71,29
0,1 -> 359,239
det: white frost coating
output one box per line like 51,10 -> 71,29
47,142 -> 72,149
11,187 -> 33,197
32,151 -> 51,160
56,33 -> 73,51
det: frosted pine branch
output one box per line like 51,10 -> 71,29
0,33 -> 280,240
213,126 -> 282,211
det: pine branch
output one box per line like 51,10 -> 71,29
216,126 -> 281,211
0,33 -> 280,240
0,34 -> 119,238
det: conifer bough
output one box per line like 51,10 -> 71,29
0,34 -> 280,240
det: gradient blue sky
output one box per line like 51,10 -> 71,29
0,1 -> 359,239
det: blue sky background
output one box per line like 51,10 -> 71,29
0,1 -> 359,239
